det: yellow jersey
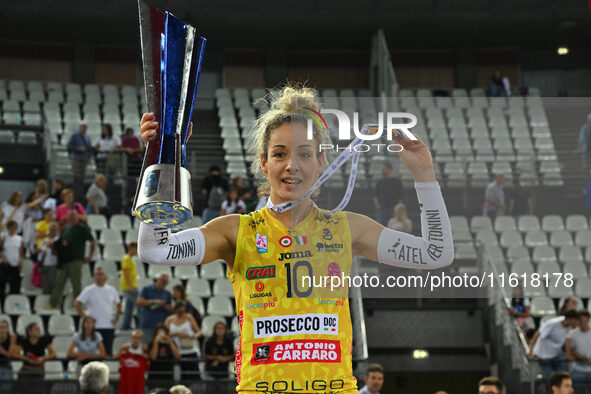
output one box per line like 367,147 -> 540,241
228,206 -> 357,393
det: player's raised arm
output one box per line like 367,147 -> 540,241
137,114 -> 237,269
350,133 -> 454,269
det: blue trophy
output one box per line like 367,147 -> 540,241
132,1 -> 206,228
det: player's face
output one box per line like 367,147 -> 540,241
553,378 -> 574,394
261,122 -> 324,203
364,372 -> 384,392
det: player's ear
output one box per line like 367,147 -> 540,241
260,154 -> 268,175
315,151 -> 325,175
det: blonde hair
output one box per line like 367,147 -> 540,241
94,174 -> 106,184
247,82 -> 331,197
394,202 -> 407,217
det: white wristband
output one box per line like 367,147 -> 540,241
137,222 -> 205,266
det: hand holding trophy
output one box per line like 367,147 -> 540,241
132,1 -> 206,228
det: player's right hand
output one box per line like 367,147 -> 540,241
140,112 -> 193,145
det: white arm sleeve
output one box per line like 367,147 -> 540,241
137,222 -> 205,266
377,181 -> 454,269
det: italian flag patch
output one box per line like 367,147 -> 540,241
294,236 -> 307,245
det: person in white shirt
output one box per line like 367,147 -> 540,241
75,268 -> 121,356
0,221 -> 23,302
94,124 -> 120,176
483,173 -> 505,220
529,310 -> 580,379
220,188 -> 246,215
565,309 -> 591,390
358,363 -> 384,394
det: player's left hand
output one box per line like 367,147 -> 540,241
395,132 -> 436,182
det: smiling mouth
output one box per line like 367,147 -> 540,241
282,177 -> 302,185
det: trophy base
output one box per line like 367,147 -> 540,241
133,163 -> 193,228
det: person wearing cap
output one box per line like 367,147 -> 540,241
66,121 -> 93,203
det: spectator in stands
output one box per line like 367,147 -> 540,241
38,222 -> 59,295
149,389 -> 173,394
477,376 -> 504,394
204,321 -> 234,380
94,124 -> 120,176
25,179 -> 49,222
559,297 -> 579,315
121,127 -> 143,159
1,190 -> 46,234
121,242 -> 139,330
487,69 -> 509,97
373,162 -> 403,226
565,309 -> 591,390
115,330 -> 149,359
85,174 -> 110,217
0,319 -> 16,384
137,273 -> 173,344
55,188 -> 87,226
507,178 -> 533,221
201,164 -> 229,224
23,181 -> 49,249
166,301 -> 202,381
221,187 -> 247,215
358,363 -> 384,394
170,385 -> 192,394
149,323 -> 181,383
35,208 -> 53,251
66,316 -> 106,364
548,372 -> 574,394
45,179 -> 65,211
387,202 -> 412,233
508,285 -> 532,330
11,322 -> 56,379
574,114 -> 591,173
232,176 -> 256,211
75,267 -> 121,356
67,120 -> 94,202
172,284 -> 201,326
529,310 -> 580,379
79,361 -> 110,394
483,173 -> 505,220
118,336 -> 150,394
0,221 -> 24,303
48,210 -> 96,309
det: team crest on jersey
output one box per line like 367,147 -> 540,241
279,236 -> 292,247
322,228 -> 333,240
255,233 -> 268,254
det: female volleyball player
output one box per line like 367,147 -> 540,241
137,85 -> 453,393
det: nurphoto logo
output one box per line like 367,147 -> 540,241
304,107 -> 418,153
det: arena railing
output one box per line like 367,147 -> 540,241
477,241 -> 536,394
351,256 -> 369,377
